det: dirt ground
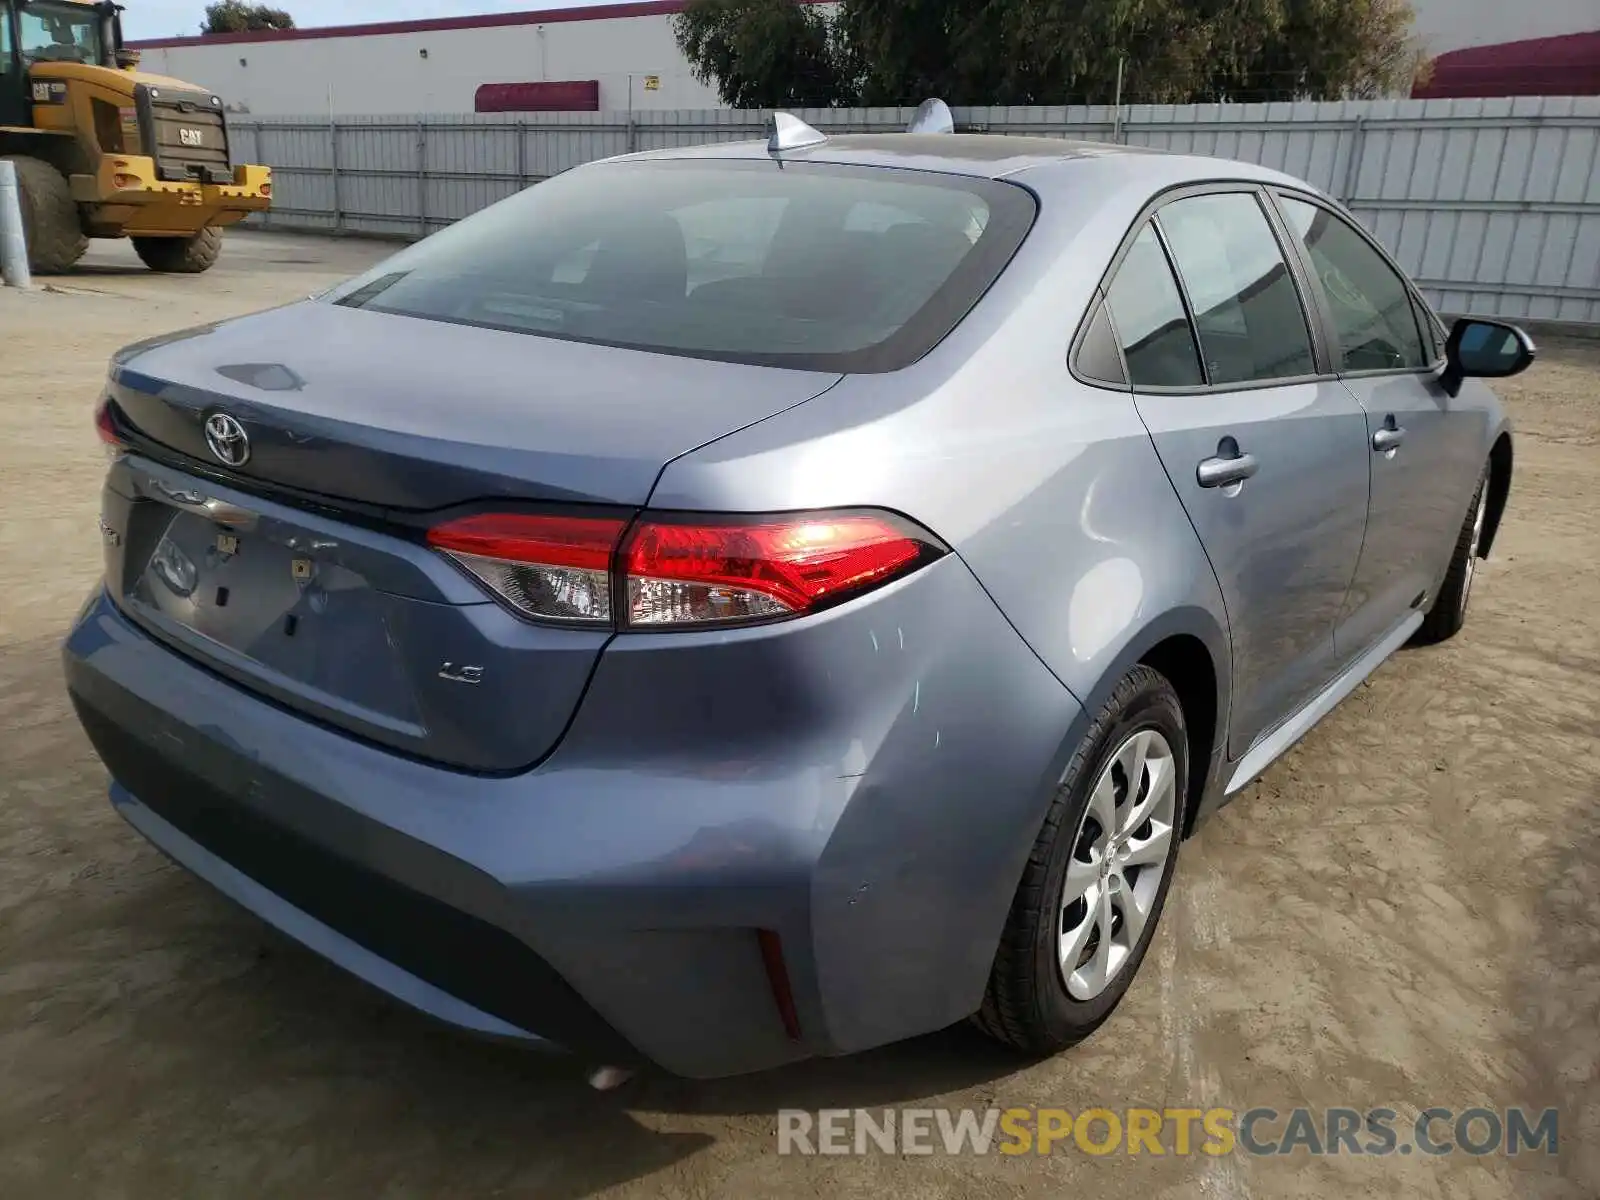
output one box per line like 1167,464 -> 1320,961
1,232 -> 1597,1199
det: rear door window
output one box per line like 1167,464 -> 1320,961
1156,192 -> 1317,385
1105,224 -> 1204,388
329,160 -> 1037,373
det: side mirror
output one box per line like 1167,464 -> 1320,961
1440,318 -> 1536,397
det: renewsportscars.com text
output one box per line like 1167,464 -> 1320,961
777,1106 -> 1559,1158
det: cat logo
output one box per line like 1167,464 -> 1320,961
31,82 -> 67,104
179,127 -> 206,148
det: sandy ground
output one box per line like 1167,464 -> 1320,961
1,233 -> 1597,1199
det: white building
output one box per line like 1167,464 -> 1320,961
126,0 -> 1597,117
127,0 -> 760,115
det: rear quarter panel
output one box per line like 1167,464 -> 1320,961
651,161 -> 1235,814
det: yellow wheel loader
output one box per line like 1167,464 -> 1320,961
0,0 -> 271,273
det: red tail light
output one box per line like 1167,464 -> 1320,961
94,396 -> 126,460
427,509 -> 943,630
427,513 -> 626,625
622,512 -> 940,627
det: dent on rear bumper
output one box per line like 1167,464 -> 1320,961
64,555 -> 1080,1078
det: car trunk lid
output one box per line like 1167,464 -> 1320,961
108,300 -> 842,510
99,302 -> 841,770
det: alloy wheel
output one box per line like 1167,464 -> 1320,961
1059,728 -> 1178,1001
1461,482 -> 1489,614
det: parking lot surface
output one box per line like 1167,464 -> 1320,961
1,232 -> 1597,1199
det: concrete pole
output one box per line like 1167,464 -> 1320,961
0,160 -> 32,290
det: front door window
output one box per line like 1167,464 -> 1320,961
1277,196 -> 1430,374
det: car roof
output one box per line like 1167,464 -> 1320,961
611,131 -> 1316,193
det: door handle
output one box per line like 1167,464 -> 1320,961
1197,450 -> 1260,489
1372,426 -> 1406,453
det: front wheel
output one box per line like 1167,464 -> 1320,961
974,665 -> 1188,1054
2,154 -> 88,273
1411,467 -> 1490,647
133,228 -> 222,274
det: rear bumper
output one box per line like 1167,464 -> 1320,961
64,556 -> 1081,1078
110,785 -> 559,1046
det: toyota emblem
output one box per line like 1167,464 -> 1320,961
204,412 -> 251,467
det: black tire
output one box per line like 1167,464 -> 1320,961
133,228 -> 222,274
2,154 -> 88,274
974,665 -> 1188,1055
1411,467 -> 1490,647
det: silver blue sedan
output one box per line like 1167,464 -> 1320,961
65,113 -> 1530,1078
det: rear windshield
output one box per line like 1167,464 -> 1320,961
329,159 -> 1037,372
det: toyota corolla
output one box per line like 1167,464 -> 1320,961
63,114 -> 1530,1079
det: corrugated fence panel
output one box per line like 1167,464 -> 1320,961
234,95 -> 1600,326
336,119 -> 424,237
424,117 -> 523,229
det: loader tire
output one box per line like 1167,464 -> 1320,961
134,228 -> 222,274
2,155 -> 88,274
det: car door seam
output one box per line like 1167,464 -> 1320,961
1329,379 -> 1379,658
1124,390 -> 1239,731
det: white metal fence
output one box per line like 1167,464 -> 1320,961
232,97 -> 1600,328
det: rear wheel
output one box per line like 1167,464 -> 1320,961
975,665 -> 1187,1054
1411,467 -> 1489,647
2,154 -> 88,274
133,228 -> 222,274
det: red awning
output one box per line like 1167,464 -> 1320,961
475,81 -> 600,112
1414,30 -> 1600,99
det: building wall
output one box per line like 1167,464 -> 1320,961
1409,0 -> 1597,53
131,10 -> 728,114
128,0 -> 1597,118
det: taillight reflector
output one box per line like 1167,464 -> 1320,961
426,509 -> 942,630
756,929 -> 803,1041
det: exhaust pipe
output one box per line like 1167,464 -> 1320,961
586,1066 -> 635,1092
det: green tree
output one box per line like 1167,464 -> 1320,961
202,1 -> 296,34
676,0 -> 1420,108
671,0 -> 849,108
1231,0 -> 1425,101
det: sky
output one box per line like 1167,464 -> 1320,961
121,1 -> 604,40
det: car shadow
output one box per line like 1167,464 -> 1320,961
229,886 -> 1034,1113
147,893 -> 1032,1195
621,1022 -> 1033,1116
